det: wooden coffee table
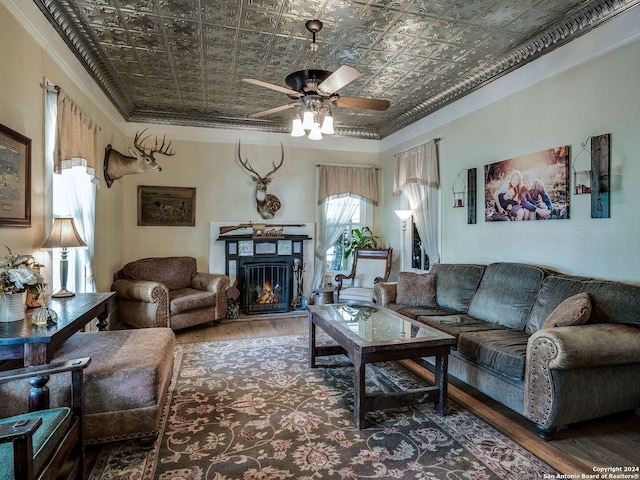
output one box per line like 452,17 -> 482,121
308,303 -> 456,429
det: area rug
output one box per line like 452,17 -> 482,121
89,335 -> 558,479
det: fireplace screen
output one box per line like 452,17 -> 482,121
242,262 -> 290,314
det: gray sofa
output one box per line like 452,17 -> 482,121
374,262 -> 640,440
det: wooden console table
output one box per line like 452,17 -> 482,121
0,292 -> 114,367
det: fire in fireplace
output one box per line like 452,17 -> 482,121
243,262 -> 290,314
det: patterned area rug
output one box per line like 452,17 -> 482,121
89,335 -> 558,479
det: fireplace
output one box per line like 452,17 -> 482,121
242,261 -> 290,314
218,233 -> 311,315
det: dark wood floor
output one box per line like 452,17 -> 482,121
175,314 -> 640,474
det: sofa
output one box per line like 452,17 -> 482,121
374,262 -> 640,440
112,256 -> 230,330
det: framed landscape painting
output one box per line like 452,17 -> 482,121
137,185 -> 196,226
485,146 -> 570,222
0,124 -> 31,227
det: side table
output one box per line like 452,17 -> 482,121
312,286 -> 335,305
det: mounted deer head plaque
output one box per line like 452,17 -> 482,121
238,141 -> 284,219
103,129 -> 175,187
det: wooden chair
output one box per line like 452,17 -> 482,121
0,357 -> 90,480
334,247 -> 393,303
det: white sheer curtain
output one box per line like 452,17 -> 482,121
312,197 -> 359,290
45,86 -> 98,293
394,140 -> 441,267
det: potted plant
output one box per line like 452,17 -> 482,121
343,226 -> 379,260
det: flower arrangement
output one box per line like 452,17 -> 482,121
0,246 -> 43,296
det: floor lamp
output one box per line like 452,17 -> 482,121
42,217 -> 87,298
395,210 -> 413,272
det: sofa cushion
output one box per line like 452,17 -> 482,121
396,272 -> 437,306
542,292 -> 591,329
526,274 -> 640,333
121,256 -> 196,291
468,262 -> 547,329
170,288 -> 217,314
430,264 -> 486,312
388,304 -> 459,320
457,329 -> 531,381
417,314 -> 510,339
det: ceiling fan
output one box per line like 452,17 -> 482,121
243,20 -> 390,133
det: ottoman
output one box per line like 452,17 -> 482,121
0,328 -> 175,448
51,328 -> 175,446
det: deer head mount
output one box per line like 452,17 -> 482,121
103,129 -> 175,187
238,141 -> 284,219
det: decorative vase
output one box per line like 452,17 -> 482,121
0,293 -> 26,322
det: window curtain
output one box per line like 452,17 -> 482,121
47,87 -> 98,293
394,140 -> 441,266
55,89 -> 100,185
313,165 -> 378,290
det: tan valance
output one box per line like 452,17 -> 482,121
317,165 -> 378,205
393,140 -> 439,195
55,90 -> 100,183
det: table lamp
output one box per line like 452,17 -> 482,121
42,217 -> 87,297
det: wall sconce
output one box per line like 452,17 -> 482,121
452,171 -> 466,208
395,209 -> 413,272
573,137 -> 592,195
42,217 -> 87,297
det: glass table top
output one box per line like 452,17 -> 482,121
309,304 -> 454,344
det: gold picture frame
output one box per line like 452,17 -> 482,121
0,124 -> 31,227
137,185 -> 196,226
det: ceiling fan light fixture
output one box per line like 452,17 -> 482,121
301,110 -> 316,130
308,123 -> 323,140
291,115 -> 305,137
320,113 -> 334,135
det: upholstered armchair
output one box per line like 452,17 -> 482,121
334,247 -> 393,303
112,256 -> 230,330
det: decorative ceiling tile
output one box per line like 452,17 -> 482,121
34,0 -> 640,138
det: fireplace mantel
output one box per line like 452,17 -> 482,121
218,234 -> 312,314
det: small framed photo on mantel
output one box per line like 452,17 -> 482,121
0,124 -> 31,227
137,185 -> 196,226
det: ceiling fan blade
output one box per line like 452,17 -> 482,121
336,97 -> 390,111
318,65 -> 361,94
248,103 -> 298,118
243,78 -> 301,97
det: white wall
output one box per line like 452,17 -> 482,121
380,8 -> 640,283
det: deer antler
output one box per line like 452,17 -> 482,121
237,141 -> 260,177
133,129 -> 175,156
264,144 -> 285,178
152,134 -> 175,156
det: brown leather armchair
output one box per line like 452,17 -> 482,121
112,256 -> 230,330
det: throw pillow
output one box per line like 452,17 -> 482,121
396,272 -> 437,307
542,292 -> 592,329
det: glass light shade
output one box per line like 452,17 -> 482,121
320,114 -> 334,134
395,209 -> 413,221
291,117 -> 305,137
301,111 -> 315,130
308,124 -> 323,140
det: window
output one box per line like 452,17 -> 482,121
325,197 -> 368,273
411,222 -> 430,271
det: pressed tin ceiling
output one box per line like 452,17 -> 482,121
33,0 -> 639,139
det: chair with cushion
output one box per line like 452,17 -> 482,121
334,247 -> 393,303
0,357 -> 90,480
112,256 -> 230,330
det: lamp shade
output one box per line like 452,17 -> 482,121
291,116 -> 305,137
320,114 -> 334,134
395,209 -> 413,221
42,217 -> 87,249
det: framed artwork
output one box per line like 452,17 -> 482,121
0,124 -> 31,227
137,185 -> 196,226
485,145 -> 570,222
